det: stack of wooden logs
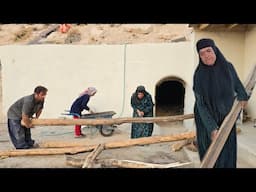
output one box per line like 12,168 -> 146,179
0,129 -> 195,168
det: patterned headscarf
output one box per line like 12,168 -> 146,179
131,85 -> 150,106
79,87 -> 97,97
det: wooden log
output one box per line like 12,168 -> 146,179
0,146 -> 95,157
66,156 -> 191,168
0,131 -> 195,157
105,131 -> 195,149
200,64 -> 256,168
41,131 -> 195,148
82,144 -> 105,168
66,156 -> 84,167
171,138 -> 194,152
31,114 -> 194,126
41,140 -> 91,148
27,24 -> 59,44
185,142 -> 198,152
99,159 -> 191,168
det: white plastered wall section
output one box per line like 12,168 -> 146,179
0,43 -> 195,129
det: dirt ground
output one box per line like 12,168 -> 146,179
0,121 -> 193,168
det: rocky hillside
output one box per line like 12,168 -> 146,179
0,24 -> 193,45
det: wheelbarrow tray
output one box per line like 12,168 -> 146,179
81,111 -> 116,137
80,111 -> 116,119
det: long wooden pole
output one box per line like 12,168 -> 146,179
0,146 -> 96,157
31,114 -> 194,126
40,131 -> 195,148
0,131 -> 195,157
66,156 -> 191,168
99,159 -> 191,168
200,64 -> 256,168
82,144 -> 105,168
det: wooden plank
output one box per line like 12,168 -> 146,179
0,146 -> 95,157
105,131 -> 195,149
171,138 -> 194,152
200,64 -> 256,168
31,114 -> 194,126
40,131 -> 195,148
82,144 -> 105,168
66,156 -> 191,168
99,159 -> 191,168
0,131 -> 195,157
66,156 -> 84,167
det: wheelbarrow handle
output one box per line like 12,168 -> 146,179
61,112 -> 80,118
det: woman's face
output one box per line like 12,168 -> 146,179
199,46 -> 216,66
137,92 -> 144,99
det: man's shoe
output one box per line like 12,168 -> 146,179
31,143 -> 40,148
27,140 -> 35,147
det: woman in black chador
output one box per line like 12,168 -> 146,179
131,86 -> 154,138
193,38 -> 248,168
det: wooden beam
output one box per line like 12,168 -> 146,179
0,146 -> 95,157
66,156 -> 191,168
31,114 -> 194,126
0,131 -> 195,157
199,24 -> 210,30
82,144 -> 105,168
99,159 -> 191,168
27,24 -> 59,44
66,156 -> 84,167
171,138 -> 193,152
41,131 -> 195,148
200,64 -> 256,168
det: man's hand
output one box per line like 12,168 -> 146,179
21,119 -> 34,128
21,115 -> 34,128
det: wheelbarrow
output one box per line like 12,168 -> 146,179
80,111 -> 116,136
62,110 -> 116,137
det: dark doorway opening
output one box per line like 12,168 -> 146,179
155,78 -> 185,116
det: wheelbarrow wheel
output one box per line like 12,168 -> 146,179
99,125 -> 115,137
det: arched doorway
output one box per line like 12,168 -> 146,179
155,77 -> 185,116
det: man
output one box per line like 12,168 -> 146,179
193,38 -> 248,168
7,86 -> 48,149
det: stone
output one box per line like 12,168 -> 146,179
123,24 -> 153,34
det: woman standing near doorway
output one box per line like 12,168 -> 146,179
130,85 -> 154,138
